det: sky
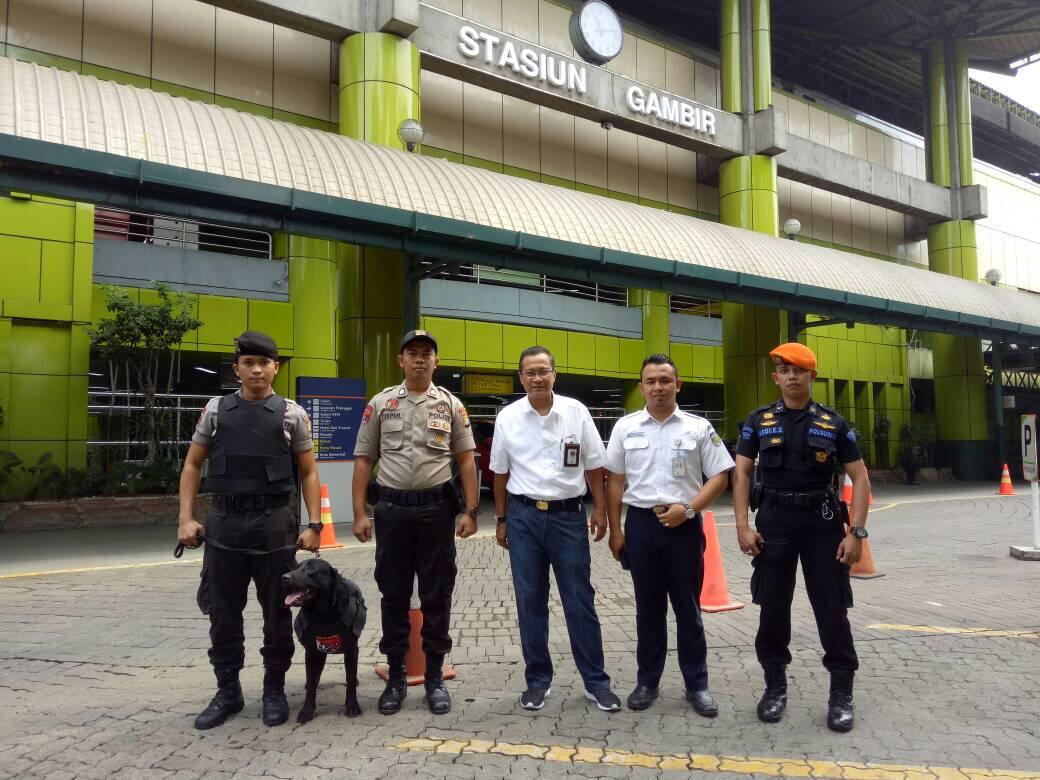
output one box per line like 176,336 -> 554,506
970,60 -> 1040,113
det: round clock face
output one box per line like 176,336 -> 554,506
571,1 -> 624,65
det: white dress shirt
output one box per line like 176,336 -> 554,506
605,407 -> 734,508
489,393 -> 607,500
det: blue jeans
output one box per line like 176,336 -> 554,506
506,500 -> 611,692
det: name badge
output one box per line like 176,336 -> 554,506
563,442 -> 581,468
671,438 -> 686,476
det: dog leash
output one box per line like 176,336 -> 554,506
174,535 -> 318,559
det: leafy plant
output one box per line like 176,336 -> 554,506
85,283 -> 201,464
0,452 -> 63,502
109,459 -> 181,495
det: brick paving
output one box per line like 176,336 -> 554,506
1,492 -> 1039,778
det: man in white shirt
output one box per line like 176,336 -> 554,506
490,346 -> 621,713
605,354 -> 734,715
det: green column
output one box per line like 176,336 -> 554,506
275,233 -> 339,392
622,288 -> 669,413
337,32 -> 420,392
719,0 -> 781,439
925,37 -> 989,479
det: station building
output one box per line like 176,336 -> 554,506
0,0 -> 1039,482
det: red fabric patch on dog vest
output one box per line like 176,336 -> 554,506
315,634 -> 343,654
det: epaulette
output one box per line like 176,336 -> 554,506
752,402 -> 776,414
380,385 -> 397,393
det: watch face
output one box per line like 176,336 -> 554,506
573,1 -> 623,64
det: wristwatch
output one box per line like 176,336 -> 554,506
849,526 -> 868,539
496,515 -> 507,524
681,503 -> 697,521
306,522 -> 323,534
465,505 -> 481,518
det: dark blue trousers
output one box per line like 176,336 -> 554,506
625,506 -> 708,691
506,500 -> 611,692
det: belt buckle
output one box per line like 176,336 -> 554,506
535,500 -> 549,511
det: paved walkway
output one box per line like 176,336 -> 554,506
1,485 -> 1038,779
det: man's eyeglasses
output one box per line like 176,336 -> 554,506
521,369 -> 554,379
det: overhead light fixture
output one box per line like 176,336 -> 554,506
194,366 -> 217,374
398,118 -> 425,152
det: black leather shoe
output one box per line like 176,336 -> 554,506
194,669 -> 244,730
757,665 -> 787,723
261,669 -> 289,727
424,678 -> 452,714
626,684 -> 659,711
685,689 -> 718,718
378,657 -> 408,716
827,671 -> 855,732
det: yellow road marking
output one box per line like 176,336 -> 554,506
870,623 -> 1040,640
393,739 -> 1040,778
0,558 -> 202,580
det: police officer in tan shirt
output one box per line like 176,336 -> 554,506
352,329 -> 479,716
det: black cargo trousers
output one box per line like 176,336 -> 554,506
196,502 -> 298,674
750,493 -> 858,673
372,483 -> 459,658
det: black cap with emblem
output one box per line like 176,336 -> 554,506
400,329 -> 438,353
234,330 -> 278,361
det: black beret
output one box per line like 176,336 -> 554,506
399,329 -> 438,353
234,330 -> 278,360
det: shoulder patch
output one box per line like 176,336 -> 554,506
362,405 -> 374,424
740,425 -> 753,440
846,430 -> 857,442
459,406 -> 470,427
710,432 -> 722,447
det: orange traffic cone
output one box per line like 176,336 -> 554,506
699,511 -> 744,613
847,526 -> 884,579
841,474 -> 853,504
318,484 -> 343,549
374,608 -> 458,686
866,468 -> 875,505
997,464 -> 1015,496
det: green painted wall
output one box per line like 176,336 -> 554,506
0,193 -> 93,470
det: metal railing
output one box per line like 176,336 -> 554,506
670,294 -> 721,318
87,389 -> 211,464
420,261 -> 628,306
94,207 -> 272,260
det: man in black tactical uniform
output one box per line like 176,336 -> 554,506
177,331 -> 322,729
731,342 -> 871,732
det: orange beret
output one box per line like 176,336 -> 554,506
769,343 -> 817,370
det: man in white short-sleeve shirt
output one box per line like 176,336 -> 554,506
490,346 -> 621,713
605,354 -> 733,715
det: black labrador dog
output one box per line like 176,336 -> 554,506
281,558 -> 367,722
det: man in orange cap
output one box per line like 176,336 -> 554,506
731,342 -> 871,732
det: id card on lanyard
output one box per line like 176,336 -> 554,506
563,435 -> 580,468
671,438 -> 686,477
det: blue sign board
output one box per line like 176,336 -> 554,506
295,377 -> 367,462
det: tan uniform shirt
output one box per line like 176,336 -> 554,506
192,391 -> 313,453
354,382 -> 475,490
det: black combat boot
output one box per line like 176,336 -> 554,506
827,670 -> 855,732
424,654 -> 451,715
194,668 -> 245,730
378,655 -> 408,715
757,664 -> 788,723
261,669 -> 289,727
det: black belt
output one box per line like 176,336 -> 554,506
212,493 -> 291,512
762,488 -> 830,508
510,493 -> 584,512
376,483 -> 449,507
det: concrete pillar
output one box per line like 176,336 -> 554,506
337,32 -> 420,392
719,0 -> 782,439
275,234 -> 339,391
925,38 -> 989,479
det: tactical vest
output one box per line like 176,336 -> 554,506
203,393 -> 294,495
755,400 -> 842,482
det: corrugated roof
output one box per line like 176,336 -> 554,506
0,56 -> 1037,335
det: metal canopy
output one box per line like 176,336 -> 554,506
612,0 -> 1040,178
0,56 -> 1038,345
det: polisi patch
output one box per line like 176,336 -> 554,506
809,427 -> 836,440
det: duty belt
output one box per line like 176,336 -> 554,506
762,488 -> 830,508
212,493 -> 291,512
376,483 -> 449,507
510,493 -> 584,512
